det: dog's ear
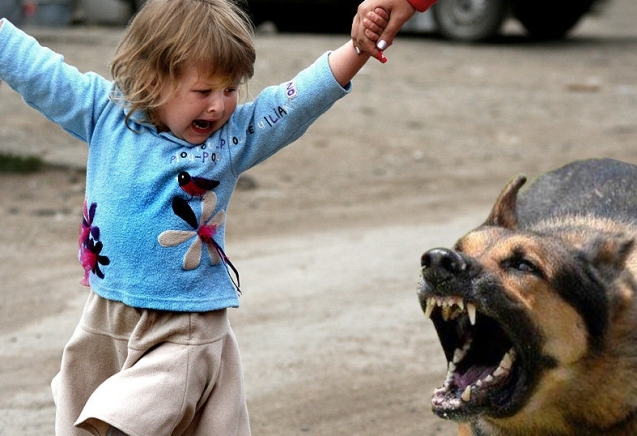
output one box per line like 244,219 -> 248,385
581,234 -> 637,319
483,174 -> 527,229
584,233 -> 635,281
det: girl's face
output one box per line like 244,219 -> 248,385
156,65 -> 239,145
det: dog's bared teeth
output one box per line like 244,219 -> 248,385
500,349 -> 515,370
424,298 -> 435,319
467,303 -> 477,325
424,297 -> 476,324
492,348 -> 516,378
461,386 -> 472,402
451,348 -> 517,405
451,338 -> 473,366
493,366 -> 509,377
453,348 -> 465,365
445,362 -> 456,386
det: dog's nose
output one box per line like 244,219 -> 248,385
421,248 -> 467,273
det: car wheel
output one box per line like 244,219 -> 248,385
432,0 -> 510,42
512,0 -> 596,40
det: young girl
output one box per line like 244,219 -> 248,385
0,1 -> 388,435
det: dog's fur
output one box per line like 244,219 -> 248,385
417,158 -> 637,436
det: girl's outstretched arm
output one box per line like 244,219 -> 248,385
327,39 -> 372,87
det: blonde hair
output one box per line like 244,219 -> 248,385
110,0 -> 256,129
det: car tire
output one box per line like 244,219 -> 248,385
512,0 -> 596,40
432,0 -> 510,42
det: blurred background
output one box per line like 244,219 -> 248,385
0,0 -> 615,43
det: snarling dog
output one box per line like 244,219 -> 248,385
417,158 -> 637,436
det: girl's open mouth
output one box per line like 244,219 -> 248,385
192,119 -> 214,134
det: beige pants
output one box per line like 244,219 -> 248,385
51,291 -> 250,436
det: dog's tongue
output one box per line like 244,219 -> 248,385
455,365 -> 497,390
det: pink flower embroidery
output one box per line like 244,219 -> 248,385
158,191 -> 226,270
78,200 -> 109,285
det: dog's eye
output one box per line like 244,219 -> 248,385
504,257 -> 540,276
515,259 -> 537,273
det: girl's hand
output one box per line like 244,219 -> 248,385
362,7 -> 390,47
351,0 -> 416,59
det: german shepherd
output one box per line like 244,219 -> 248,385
417,158 -> 637,436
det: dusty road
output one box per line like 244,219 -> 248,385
1,0 -> 637,434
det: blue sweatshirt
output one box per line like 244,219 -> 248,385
0,19 -> 351,312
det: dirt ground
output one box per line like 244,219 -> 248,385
1,1 -> 637,434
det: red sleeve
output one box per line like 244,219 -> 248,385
407,0 -> 438,12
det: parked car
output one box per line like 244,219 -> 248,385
427,0 -> 605,42
3,0 -> 606,43
245,0 -> 607,42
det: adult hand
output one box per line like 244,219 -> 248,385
351,0 -> 416,57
